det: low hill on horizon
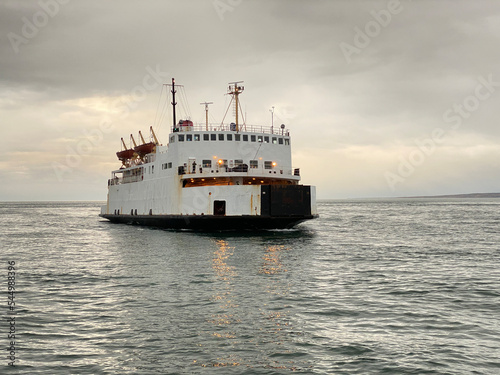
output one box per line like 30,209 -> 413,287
405,192 -> 500,199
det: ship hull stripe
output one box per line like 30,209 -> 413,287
99,214 -> 318,231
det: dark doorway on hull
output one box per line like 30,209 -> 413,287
214,200 -> 226,216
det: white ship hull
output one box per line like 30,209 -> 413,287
100,80 -> 318,230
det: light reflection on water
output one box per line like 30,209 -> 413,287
2,201 -> 500,374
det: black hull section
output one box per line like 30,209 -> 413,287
261,185 -> 312,217
99,214 -> 317,231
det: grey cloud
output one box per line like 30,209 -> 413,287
1,0 -> 500,199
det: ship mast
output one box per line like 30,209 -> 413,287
270,106 -> 275,133
228,81 -> 244,131
171,78 -> 177,128
200,101 -> 213,131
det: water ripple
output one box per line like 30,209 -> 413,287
1,200 -> 500,373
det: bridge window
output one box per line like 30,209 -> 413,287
257,135 -> 263,142
279,138 -> 283,145
186,134 -> 192,141
285,138 -> 290,145
272,137 -> 277,144
235,134 -> 241,141
264,161 -> 272,169
194,134 -> 200,141
219,134 -> 224,141
203,134 -> 209,141
202,159 -> 212,168
264,136 -> 269,143
178,134 -> 184,142
227,134 -> 233,141
243,134 -> 248,141
250,160 -> 258,168
251,135 -> 256,142
211,134 -> 216,141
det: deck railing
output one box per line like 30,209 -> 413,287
109,166 -> 299,186
171,123 -> 290,136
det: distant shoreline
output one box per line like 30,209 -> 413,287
402,193 -> 500,199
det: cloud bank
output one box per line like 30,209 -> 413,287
1,0 -> 499,200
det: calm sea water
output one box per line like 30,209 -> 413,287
1,200 -> 500,374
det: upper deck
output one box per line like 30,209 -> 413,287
169,122 -> 290,137
109,121 -> 300,187
110,80 -> 300,187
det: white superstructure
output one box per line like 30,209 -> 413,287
100,80 -> 317,230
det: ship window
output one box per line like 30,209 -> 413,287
219,134 -> 224,141
257,136 -> 263,142
168,162 -> 172,169
264,136 -> 269,143
227,134 -> 233,141
243,134 -> 248,141
251,135 -> 256,142
264,161 -> 272,169
235,159 -> 243,165
194,134 -> 200,141
186,134 -> 192,141
272,137 -> 277,144
250,160 -> 258,169
152,165 -> 154,173
170,136 -> 175,143
235,134 -> 241,141
203,134 -> 209,141
279,138 -> 283,145
178,134 -> 184,142
211,134 -> 216,141
285,138 -> 290,145
203,159 -> 212,168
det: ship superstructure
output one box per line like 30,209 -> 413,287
100,79 -> 318,230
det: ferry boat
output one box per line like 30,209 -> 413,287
99,79 -> 318,230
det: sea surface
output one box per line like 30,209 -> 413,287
1,199 -> 500,374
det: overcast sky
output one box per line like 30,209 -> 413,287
1,0 -> 500,200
